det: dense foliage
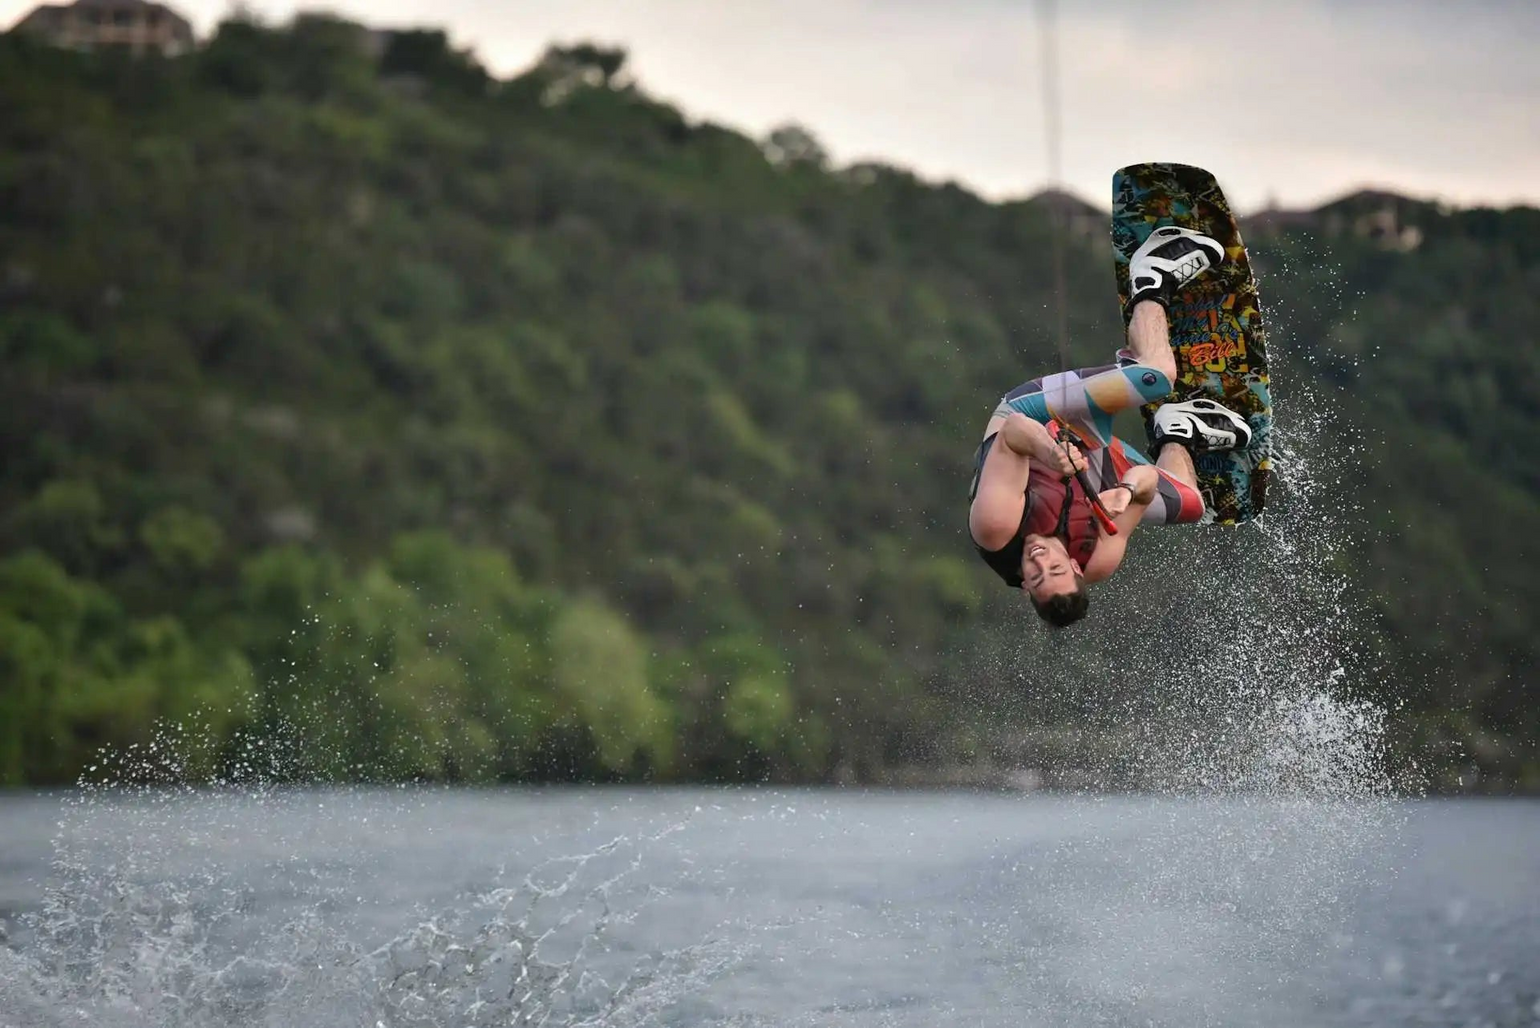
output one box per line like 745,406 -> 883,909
0,17 -> 1534,789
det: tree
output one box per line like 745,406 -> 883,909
763,124 -> 828,169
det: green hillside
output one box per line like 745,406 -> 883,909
0,16 -> 1534,790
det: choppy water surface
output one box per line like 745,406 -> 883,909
1,787 -> 1537,1028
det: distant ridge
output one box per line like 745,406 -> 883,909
1013,183 -> 1432,252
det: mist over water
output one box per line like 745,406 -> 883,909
947,243 -> 1419,1002
981,253 -> 1399,790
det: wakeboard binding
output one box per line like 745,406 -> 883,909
1151,398 -> 1254,454
1125,226 -> 1227,319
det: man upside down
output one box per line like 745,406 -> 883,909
967,227 -> 1253,628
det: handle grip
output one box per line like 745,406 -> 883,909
1051,418 -> 1120,537
1077,470 -> 1120,536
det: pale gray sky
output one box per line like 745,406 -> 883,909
8,0 -> 1538,210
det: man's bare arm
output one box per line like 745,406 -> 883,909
1082,465 -> 1161,582
969,414 -> 1085,549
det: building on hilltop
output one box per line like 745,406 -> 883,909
1324,191 -> 1426,252
9,0 -> 194,57
1247,190 -> 1425,252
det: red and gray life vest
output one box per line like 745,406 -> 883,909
1026,462 -> 1099,570
974,458 -> 1099,589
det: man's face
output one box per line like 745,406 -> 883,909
1021,535 -> 1081,603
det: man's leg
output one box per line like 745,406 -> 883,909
1101,438 -> 1206,525
1155,434 -> 1199,491
992,300 -> 1179,446
1126,299 -> 1200,492
1124,300 -> 1178,389
998,361 -> 1172,448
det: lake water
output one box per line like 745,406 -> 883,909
0,787 -> 1536,1027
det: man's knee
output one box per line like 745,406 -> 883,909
1121,363 -> 1174,404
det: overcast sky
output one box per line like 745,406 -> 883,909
7,0 -> 1537,210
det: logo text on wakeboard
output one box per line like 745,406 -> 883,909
1186,335 -> 1248,371
1182,306 -> 1250,371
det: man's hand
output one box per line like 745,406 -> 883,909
1098,485 -> 1134,518
1038,438 -> 1088,478
1125,465 -> 1161,504
1129,465 -> 1161,504
1099,465 -> 1160,517
1001,413 -> 1087,477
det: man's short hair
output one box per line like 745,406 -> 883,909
1029,578 -> 1090,628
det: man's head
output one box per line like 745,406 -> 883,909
1021,535 -> 1089,628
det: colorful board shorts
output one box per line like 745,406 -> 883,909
973,362 -> 1206,526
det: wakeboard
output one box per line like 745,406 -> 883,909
1111,163 -> 1272,525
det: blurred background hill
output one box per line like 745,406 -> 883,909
1,13 -> 1536,790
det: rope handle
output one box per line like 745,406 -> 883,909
1079,471 -> 1120,536
1052,418 -> 1119,537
